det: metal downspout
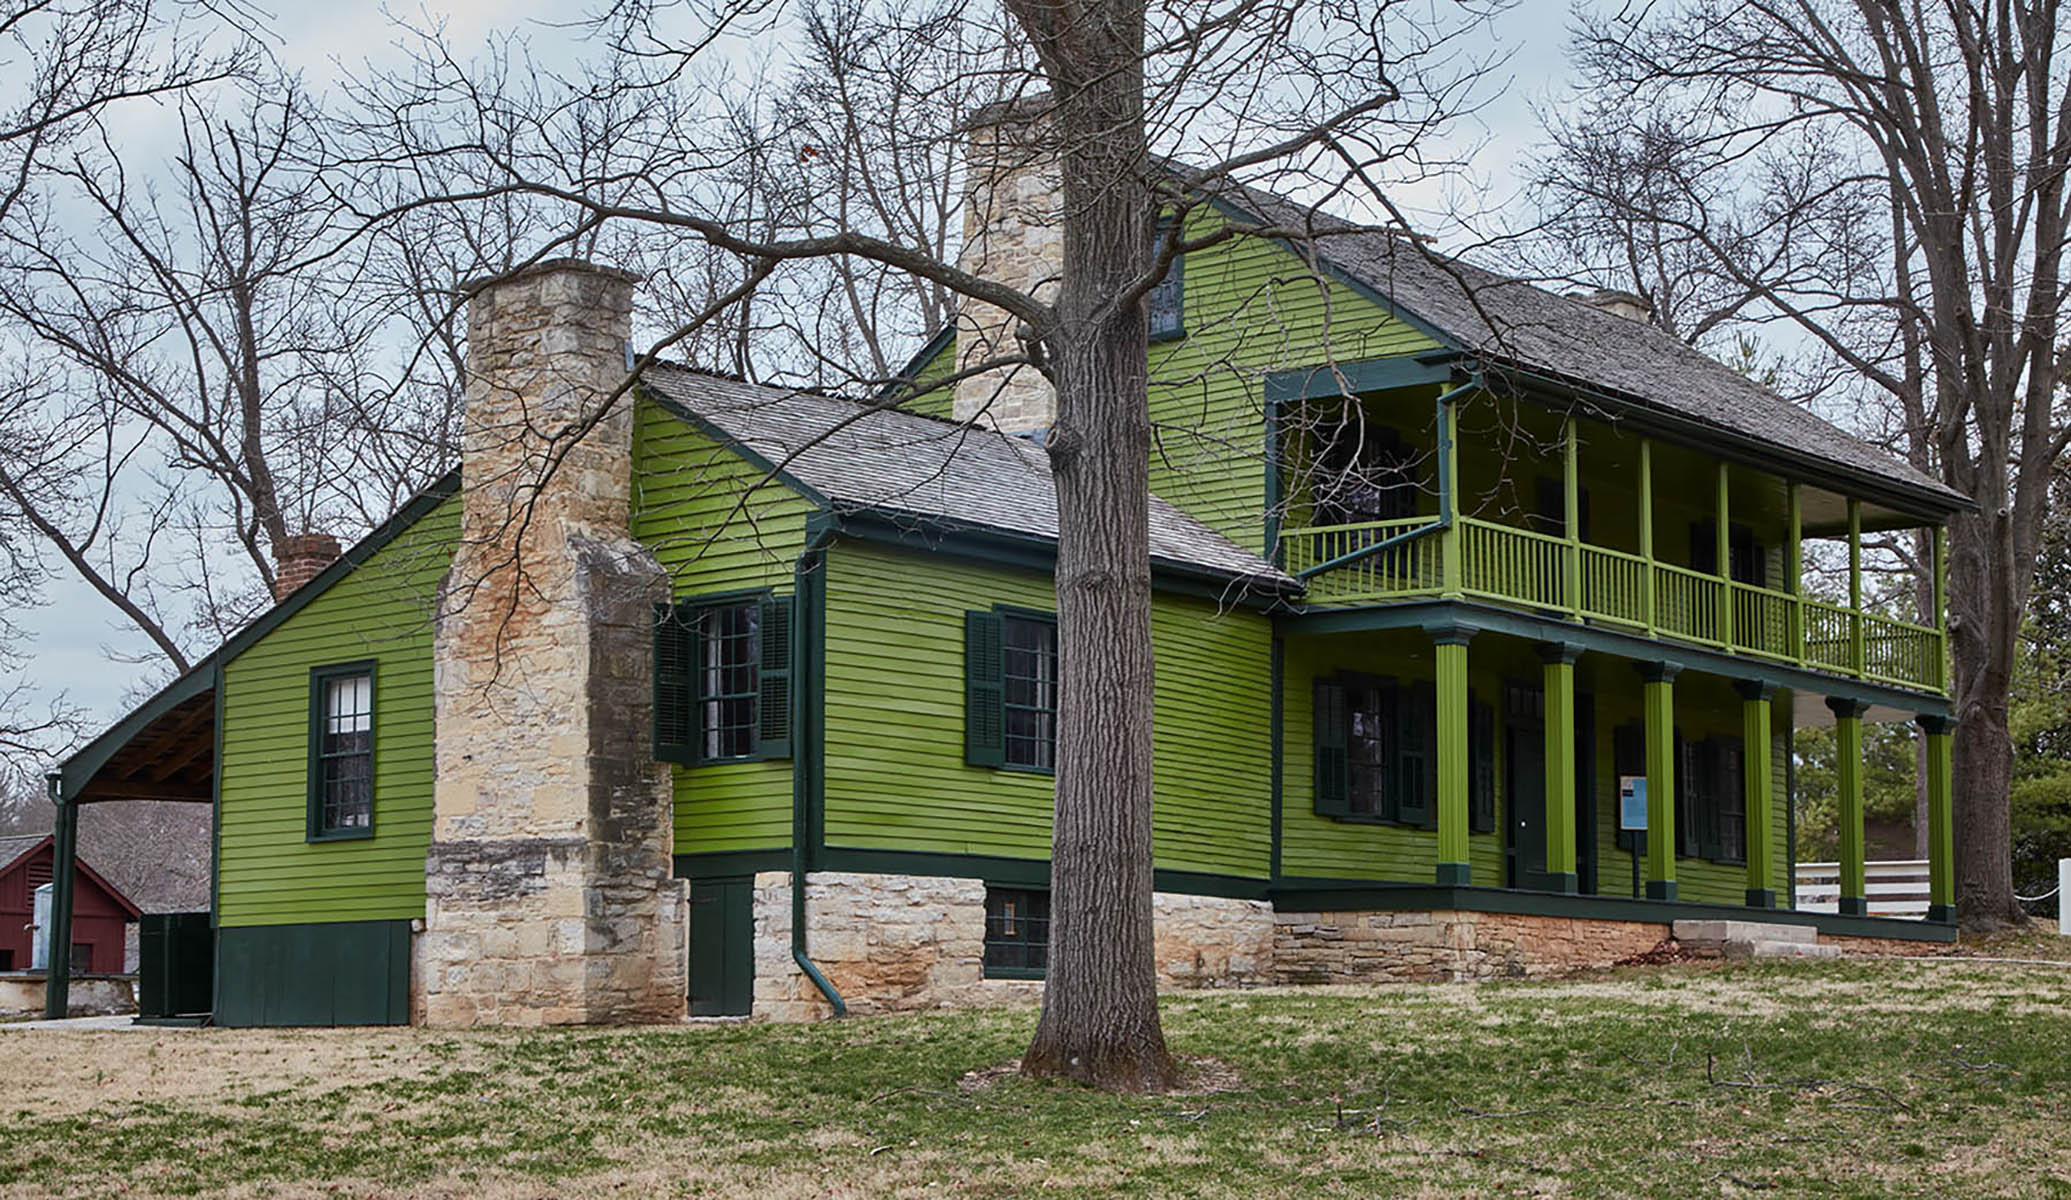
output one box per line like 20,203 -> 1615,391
791,522 -> 846,1016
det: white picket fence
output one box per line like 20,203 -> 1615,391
1794,860 -> 1931,919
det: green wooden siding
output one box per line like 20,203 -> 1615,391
821,540 -> 1272,878
897,332 -> 958,421
1144,206 -> 1442,554
632,396 -> 809,853
217,496 -> 458,928
1281,628 -> 1507,884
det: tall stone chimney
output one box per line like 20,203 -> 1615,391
421,258 -> 688,1027
955,96 -> 1060,435
273,533 -> 341,601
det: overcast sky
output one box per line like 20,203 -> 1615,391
18,0 -> 1581,744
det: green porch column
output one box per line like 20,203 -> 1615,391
1638,661 -> 1680,900
1439,393 -> 1462,598
42,778 -> 77,1020
1919,714 -> 1956,923
1541,642 -> 1583,893
1787,482 -> 1803,661
1430,624 -> 1475,885
1639,439 -> 1656,637
1563,418 -> 1581,618
1828,697 -> 1869,915
1736,680 -> 1778,908
1716,461 -> 1733,648
1848,499 -> 1865,676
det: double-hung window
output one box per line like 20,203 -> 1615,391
654,592 -> 793,765
965,607 -> 1057,772
1147,220 -> 1185,341
308,662 -> 375,841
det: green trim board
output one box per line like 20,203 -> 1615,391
1280,598 -> 1953,719
213,919 -> 413,1027
1263,354 -> 1458,406
674,850 -> 791,878
1268,880 -> 1956,942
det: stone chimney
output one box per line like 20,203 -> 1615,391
1576,287 -> 1655,324
273,532 -> 341,601
421,258 -> 688,1027
955,96 -> 1060,435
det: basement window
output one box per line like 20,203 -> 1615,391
307,662 -> 376,841
983,886 -> 1049,978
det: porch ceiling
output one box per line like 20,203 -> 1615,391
61,667 -> 216,805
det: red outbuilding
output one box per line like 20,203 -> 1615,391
0,834 -> 142,976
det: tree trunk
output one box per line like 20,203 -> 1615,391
1009,0 -> 1179,1093
1948,505 -> 2025,929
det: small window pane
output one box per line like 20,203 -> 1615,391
697,602 -> 761,760
984,887 -> 1050,974
1347,683 -> 1388,818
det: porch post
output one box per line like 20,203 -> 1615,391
1431,624 -> 1475,885
1787,483 -> 1803,662
1563,418 -> 1581,618
1639,439 -> 1656,637
1918,714 -> 1955,923
1541,642 -> 1583,893
1828,697 -> 1869,915
42,776 -> 78,1020
1439,395 -> 1462,599
1716,462 -> 1733,648
1848,499 -> 1864,676
1932,525 -> 1949,691
1737,681 -> 1778,908
1638,661 -> 1680,901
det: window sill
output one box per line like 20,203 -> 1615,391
1322,814 -> 1437,831
1149,326 -> 1186,344
307,827 -> 375,844
984,966 -> 1046,981
992,763 -> 1056,777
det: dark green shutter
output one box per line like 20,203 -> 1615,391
965,610 -> 1006,767
1312,677 -> 1350,817
756,595 -> 794,760
1469,697 -> 1496,834
1716,736 -> 1745,862
1675,732 -> 1703,858
1396,680 -> 1436,828
654,603 -> 697,765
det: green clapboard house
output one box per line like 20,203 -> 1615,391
40,118 -> 1967,1026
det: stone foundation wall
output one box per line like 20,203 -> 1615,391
0,974 -> 135,1019
1274,909 -> 1672,984
1823,933 -> 1952,958
751,871 -> 1275,1022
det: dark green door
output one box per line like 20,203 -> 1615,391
1507,714 -> 1548,888
689,877 -> 753,1017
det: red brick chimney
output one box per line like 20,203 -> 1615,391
273,532 -> 341,601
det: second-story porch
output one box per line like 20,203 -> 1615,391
1269,363 -> 1950,697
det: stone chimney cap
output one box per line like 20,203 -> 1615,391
958,91 -> 1054,135
1574,287 -> 1655,323
460,257 -> 643,299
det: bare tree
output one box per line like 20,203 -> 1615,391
1534,0 -> 2071,928
345,0 -> 1504,1088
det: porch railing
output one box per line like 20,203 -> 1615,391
1278,515 -> 1946,693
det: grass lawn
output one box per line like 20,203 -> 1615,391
1,956 -> 2068,1198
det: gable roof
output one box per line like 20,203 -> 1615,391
0,834 -> 146,919
640,364 -> 1296,592
1210,182 -> 1968,515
